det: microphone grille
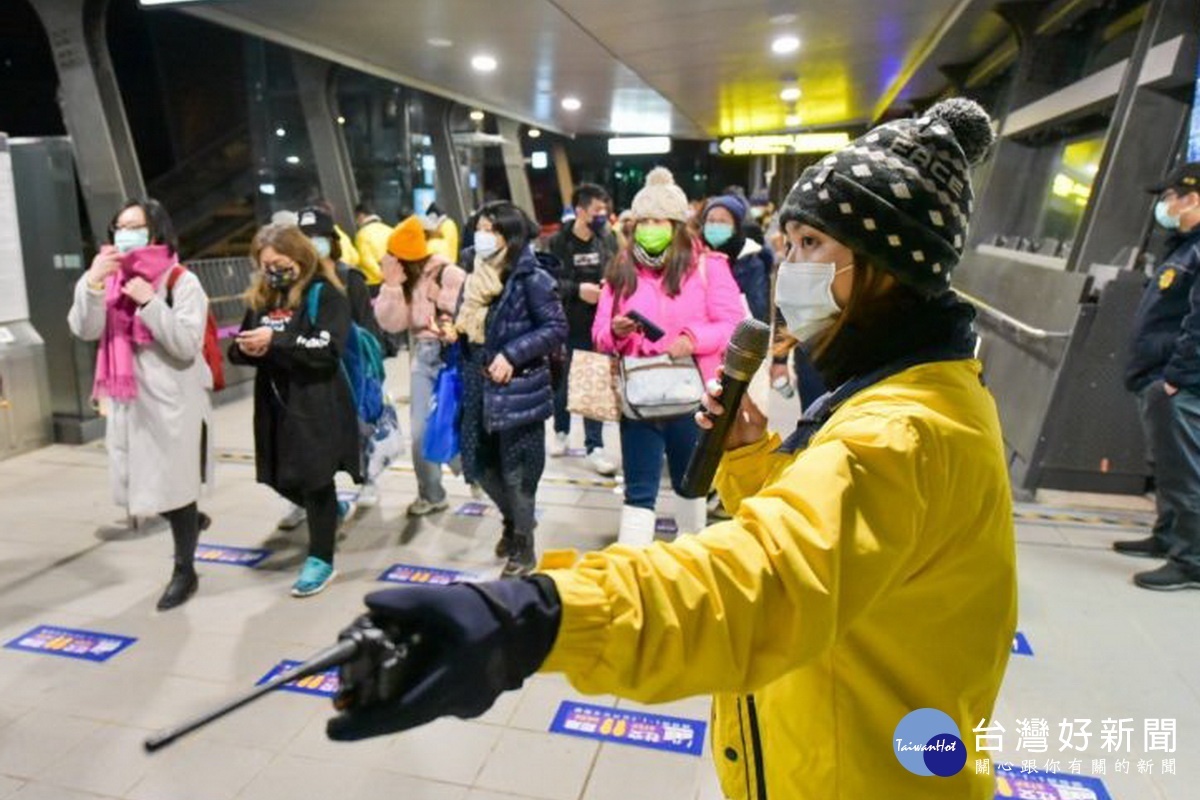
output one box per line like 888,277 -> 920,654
725,318 -> 772,377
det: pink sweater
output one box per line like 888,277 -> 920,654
374,255 -> 467,340
592,245 -> 747,382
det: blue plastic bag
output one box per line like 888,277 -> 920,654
423,355 -> 463,464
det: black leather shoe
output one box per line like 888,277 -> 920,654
1113,535 -> 1171,559
157,567 -> 198,611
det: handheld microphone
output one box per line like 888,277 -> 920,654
679,318 -> 772,499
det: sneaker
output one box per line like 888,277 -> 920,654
406,497 -> 449,517
586,448 -> 618,476
357,482 -> 380,509
495,525 -> 514,559
550,432 -> 569,457
469,482 -> 484,500
1113,535 -> 1171,559
277,504 -> 307,530
337,499 -> 358,527
156,566 -> 198,611
291,556 -> 337,597
1133,561 -> 1200,591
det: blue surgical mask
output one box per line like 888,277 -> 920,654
311,236 -> 332,259
704,222 -> 735,248
1155,200 -> 1181,230
113,227 -> 150,254
774,260 -> 853,340
474,230 -> 500,259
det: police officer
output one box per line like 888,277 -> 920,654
1115,162 -> 1200,591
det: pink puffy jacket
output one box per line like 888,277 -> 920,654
592,243 -> 747,383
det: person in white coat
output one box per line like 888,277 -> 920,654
68,199 -> 213,611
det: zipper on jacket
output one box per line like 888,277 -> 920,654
745,695 -> 768,800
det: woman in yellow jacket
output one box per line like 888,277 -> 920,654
326,98 -> 1017,800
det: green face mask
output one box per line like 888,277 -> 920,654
634,224 -> 674,255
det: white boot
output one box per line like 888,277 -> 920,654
617,505 -> 657,546
672,493 -> 708,536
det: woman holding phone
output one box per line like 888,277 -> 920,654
229,224 -> 361,598
592,167 -> 745,545
67,198 -> 214,611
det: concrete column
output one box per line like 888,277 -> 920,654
1068,0 -> 1192,271
496,117 -> 536,221
291,51 -> 357,232
552,143 -> 574,215
28,0 -> 145,241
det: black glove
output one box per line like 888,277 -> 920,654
326,575 -> 562,741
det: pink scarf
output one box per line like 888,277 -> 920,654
92,245 -> 176,401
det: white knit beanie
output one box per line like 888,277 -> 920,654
631,166 -> 690,223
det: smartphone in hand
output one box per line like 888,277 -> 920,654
625,309 -> 666,342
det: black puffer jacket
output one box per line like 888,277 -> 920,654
473,247 -> 568,432
229,277 -> 363,491
1126,229 -> 1200,392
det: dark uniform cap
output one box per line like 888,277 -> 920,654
1148,162 -> 1200,194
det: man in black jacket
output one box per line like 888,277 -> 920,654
1115,162 -> 1200,590
545,183 -> 618,476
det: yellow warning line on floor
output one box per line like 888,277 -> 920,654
1013,509 -> 1149,528
215,451 -> 621,489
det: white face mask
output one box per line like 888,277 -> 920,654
311,235 -> 332,259
775,260 -> 853,340
113,227 -> 150,254
474,230 -> 500,259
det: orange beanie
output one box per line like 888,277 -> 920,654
387,216 -> 429,261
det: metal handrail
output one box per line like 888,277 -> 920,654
954,289 -> 1074,340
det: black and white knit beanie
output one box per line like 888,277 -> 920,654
778,97 -> 995,295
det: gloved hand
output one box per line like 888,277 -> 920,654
326,576 -> 562,741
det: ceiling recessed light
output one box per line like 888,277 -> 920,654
275,127 -> 286,137
285,155 -> 300,165
561,96 -> 582,111
336,116 -> 346,125
780,87 -> 802,102
528,128 -> 542,138
772,35 -> 800,55
471,54 -> 497,72
427,37 -> 453,48
469,109 -> 485,122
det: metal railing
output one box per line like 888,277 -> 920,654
955,288 -> 1075,341
185,257 -> 254,329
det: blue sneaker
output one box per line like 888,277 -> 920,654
291,556 -> 336,597
337,499 -> 358,526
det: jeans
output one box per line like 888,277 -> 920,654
552,345 -> 605,453
1138,381 -> 1200,569
410,338 -> 448,504
619,415 -> 699,509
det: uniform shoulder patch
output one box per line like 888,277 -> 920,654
1159,267 -> 1177,291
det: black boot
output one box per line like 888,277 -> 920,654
157,565 -> 198,611
500,534 -> 536,578
494,522 -> 515,559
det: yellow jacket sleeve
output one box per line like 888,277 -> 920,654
713,432 -> 790,515
354,229 -> 385,286
336,226 -> 361,268
541,411 -> 928,703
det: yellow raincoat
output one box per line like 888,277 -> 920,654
354,217 -> 392,286
541,358 -> 1017,799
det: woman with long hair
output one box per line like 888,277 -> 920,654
68,198 -> 214,611
229,224 -> 361,597
592,167 -> 746,544
455,201 -> 567,577
326,99 -> 1016,800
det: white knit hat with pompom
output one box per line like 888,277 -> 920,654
631,166 -> 690,223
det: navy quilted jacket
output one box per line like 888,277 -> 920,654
479,248 -> 568,432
